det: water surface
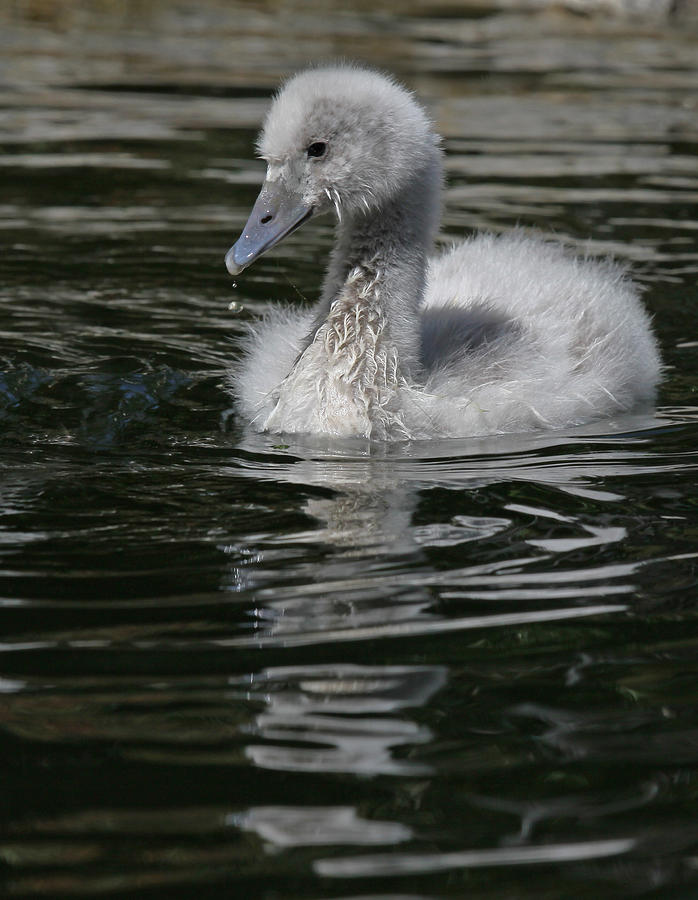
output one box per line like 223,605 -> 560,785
1,1 -> 698,897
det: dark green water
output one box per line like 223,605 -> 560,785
1,1 -> 698,897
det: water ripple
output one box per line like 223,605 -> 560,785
1,2 -> 697,898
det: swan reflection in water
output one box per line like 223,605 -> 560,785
220,414 -> 673,649
230,663 -> 447,777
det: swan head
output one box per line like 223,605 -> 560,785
226,64 -> 440,276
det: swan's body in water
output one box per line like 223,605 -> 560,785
225,65 -> 660,441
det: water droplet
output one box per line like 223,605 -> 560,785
228,300 -> 243,312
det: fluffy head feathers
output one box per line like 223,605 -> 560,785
257,64 -> 441,216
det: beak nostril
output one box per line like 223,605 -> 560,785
260,214 -> 273,224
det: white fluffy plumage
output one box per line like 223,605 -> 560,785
228,64 -> 660,441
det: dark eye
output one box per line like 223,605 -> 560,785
307,141 -> 327,159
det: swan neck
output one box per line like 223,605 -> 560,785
320,160 -> 441,374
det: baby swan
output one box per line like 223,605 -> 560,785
225,64 -> 660,441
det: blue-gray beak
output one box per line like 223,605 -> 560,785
225,179 -> 313,276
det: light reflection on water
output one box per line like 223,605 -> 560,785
1,0 -> 698,897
